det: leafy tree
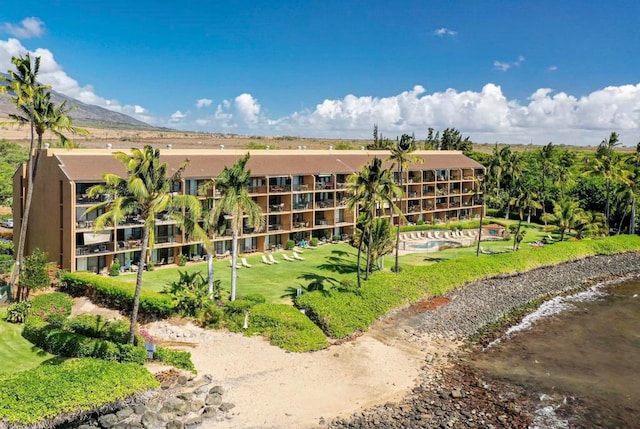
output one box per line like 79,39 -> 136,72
204,153 -> 264,301
542,197 -> 585,241
387,133 -> 419,272
86,145 -> 204,343
18,248 -> 50,301
574,210 -> 606,239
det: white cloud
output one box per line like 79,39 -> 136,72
548,65 -> 558,71
0,17 -> 45,39
494,55 -> 525,72
195,98 -> 213,108
434,27 -> 457,37
234,93 -> 261,125
169,110 -> 186,123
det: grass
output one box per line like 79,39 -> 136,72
0,316 -> 53,374
119,243 -> 359,303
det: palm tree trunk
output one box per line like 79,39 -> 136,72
605,178 -> 611,234
9,116 -> 37,301
631,197 -> 636,235
230,230 -> 239,301
356,232 -> 364,288
394,164 -> 402,273
513,219 -> 522,251
207,253 -> 214,298
128,225 -> 150,344
365,225 -> 371,280
476,198 -> 485,257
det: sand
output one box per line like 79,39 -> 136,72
143,314 -> 432,429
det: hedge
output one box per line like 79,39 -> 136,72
66,314 -> 130,344
228,302 -> 329,352
59,271 -> 175,319
297,235 -> 640,339
23,317 -> 147,364
155,347 -> 196,373
30,292 -> 73,326
0,359 -> 158,426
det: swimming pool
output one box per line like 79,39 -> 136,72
408,240 -> 460,251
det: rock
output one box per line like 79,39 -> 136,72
133,405 -> 148,415
205,393 -> 222,406
219,403 -> 235,412
177,392 -> 195,402
190,399 -> 205,412
116,408 -> 134,420
184,416 -> 203,429
98,413 -> 119,428
201,406 -> 218,419
141,412 -> 164,429
209,385 -> 224,395
161,397 -> 190,416
166,420 -> 184,429
451,390 -> 463,399
178,375 -> 189,385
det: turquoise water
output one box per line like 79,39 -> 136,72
471,278 -> 640,428
409,240 -> 458,250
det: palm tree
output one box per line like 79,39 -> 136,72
346,157 -> 401,286
537,142 -> 558,216
541,197 -> 584,241
387,133 -> 420,272
205,153 -> 263,301
0,55 -> 49,297
510,186 -> 542,250
85,146 -> 204,343
360,217 -> 395,271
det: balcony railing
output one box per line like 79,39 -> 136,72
270,185 -> 290,192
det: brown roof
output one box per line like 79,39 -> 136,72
49,149 -> 485,182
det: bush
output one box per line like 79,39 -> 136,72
238,293 -> 266,304
65,314 -> 130,344
175,254 -> 187,266
286,239 -> 295,250
59,272 -> 175,319
5,300 -> 31,323
297,235 -> 640,339
0,358 -> 158,426
110,259 -> 121,276
30,292 -> 73,327
23,317 -> 146,364
155,347 -> 196,373
309,237 -> 319,247
239,303 -> 328,352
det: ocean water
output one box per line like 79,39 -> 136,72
471,278 -> 640,428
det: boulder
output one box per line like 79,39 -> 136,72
98,413 -> 119,428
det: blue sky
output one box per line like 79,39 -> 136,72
1,0 -> 639,145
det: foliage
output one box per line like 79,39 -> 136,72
297,235 -> 640,339
286,239 -> 295,250
18,248 -> 51,300
155,347 -> 196,373
65,314 -> 130,344
110,259 -> 121,276
59,271 -> 175,319
5,300 -> 31,323
22,317 -> 147,364
0,358 -> 158,426
309,237 -> 319,246
0,139 -> 27,206
175,254 -> 187,266
162,269 -> 222,326
229,302 -> 329,352
30,292 -> 73,327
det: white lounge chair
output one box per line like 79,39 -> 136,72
282,254 -> 296,262
261,255 -> 273,265
433,231 -> 441,239
268,254 -> 279,264
293,252 -> 304,261
241,257 -> 252,268
229,260 -> 242,269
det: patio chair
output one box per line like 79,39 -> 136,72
241,257 -> 252,268
261,255 -> 273,265
229,260 -> 242,269
268,254 -> 280,264
282,254 -> 296,262
293,252 -> 305,261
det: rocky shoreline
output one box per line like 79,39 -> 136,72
328,252 -> 640,428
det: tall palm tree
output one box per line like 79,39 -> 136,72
86,145 -> 204,343
0,55 -> 49,297
346,157 -> 401,286
386,133 -> 420,272
205,153 -> 263,301
541,197 -> 584,241
510,186 -> 542,250
537,142 -> 558,216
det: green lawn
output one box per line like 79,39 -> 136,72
0,317 -> 53,374
119,243 -> 359,303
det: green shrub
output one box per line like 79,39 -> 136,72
30,292 -> 73,327
0,358 -> 158,426
297,235 -> 640,339
110,259 -> 121,276
175,254 -> 187,266
286,239 -> 295,250
155,347 -> 196,373
5,300 -> 31,323
239,303 -> 328,352
65,314 -> 129,344
59,272 -> 175,319
23,317 -> 146,364
239,293 -> 266,304
309,237 -> 319,247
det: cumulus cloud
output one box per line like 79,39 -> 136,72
494,55 -> 525,72
0,17 -> 45,39
0,37 -> 156,124
234,93 -> 261,125
434,27 -> 457,37
169,110 -> 186,123
195,98 -> 213,108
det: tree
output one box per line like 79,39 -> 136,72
387,133 -> 419,272
541,197 -> 585,241
510,186 -> 542,250
86,145 -> 204,343
205,153 -> 264,301
346,157 -> 401,287
359,217 -> 394,271
537,142 -> 558,216
18,248 -> 50,301
0,140 -> 28,206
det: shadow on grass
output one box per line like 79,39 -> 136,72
317,249 -> 358,274
41,356 -> 70,366
423,256 -> 447,262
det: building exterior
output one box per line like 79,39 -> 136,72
13,148 -> 485,273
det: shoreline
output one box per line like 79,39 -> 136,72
327,251 -> 640,428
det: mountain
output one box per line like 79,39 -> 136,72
0,73 -> 155,129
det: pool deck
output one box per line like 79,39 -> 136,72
396,230 -> 479,256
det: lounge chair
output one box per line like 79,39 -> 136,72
282,254 -> 296,262
229,260 -> 242,269
433,231 -> 441,239
443,231 -> 451,239
268,254 -> 280,264
261,255 -> 273,265
293,252 -> 304,261
241,257 -> 252,268
546,234 -> 556,242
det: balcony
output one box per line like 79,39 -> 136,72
315,182 -> 334,190
293,202 -> 310,210
248,185 -> 268,194
270,185 -> 290,193
293,184 -> 310,191
269,203 -> 286,212
76,243 -> 113,256
315,199 -> 334,209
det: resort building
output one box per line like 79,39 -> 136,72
13,148 -> 485,273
